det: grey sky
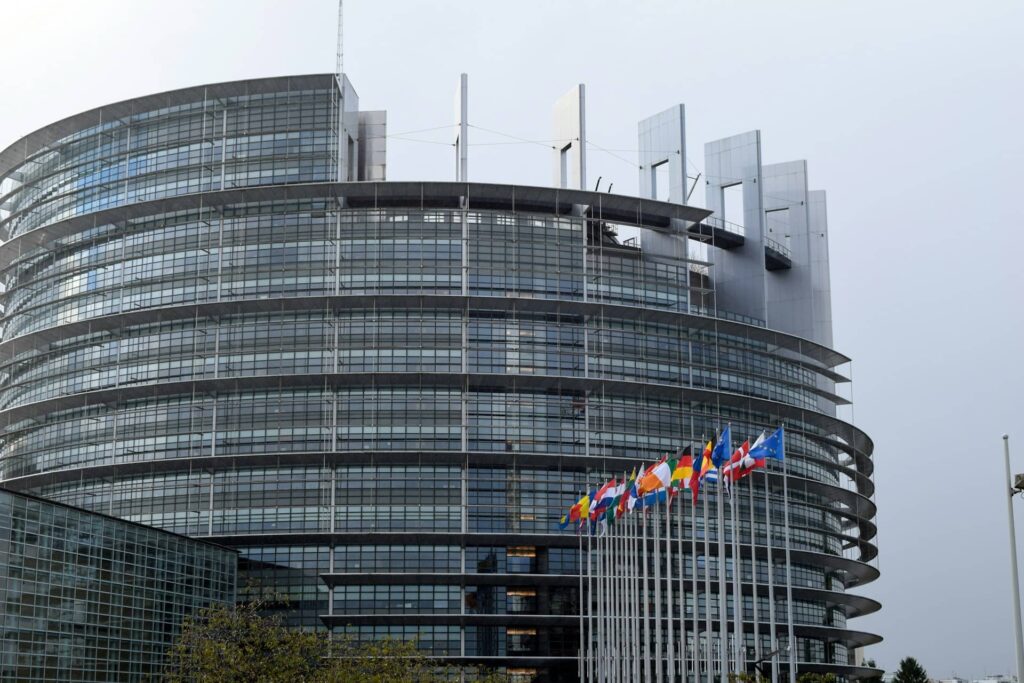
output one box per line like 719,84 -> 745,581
2,0 -> 1021,677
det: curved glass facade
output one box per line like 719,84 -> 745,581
0,76 -> 878,683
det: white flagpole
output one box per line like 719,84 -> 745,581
665,497 -> 675,682
749,475 -> 761,670
588,519 -> 595,683
654,505 -> 664,683
623,511 -> 630,683
623,508 -> 631,683
691,483 -> 700,683
678,486 -> 687,683
764,471 -> 778,683
593,520 -> 598,679
579,519 -> 586,683
614,509 -> 622,683
600,520 -> 607,683
782,457 -> 797,683
610,511 -> 618,683
731,476 -> 744,675
643,512 -> 652,683
607,519 -> 614,683
606,517 -> 613,683
626,509 -> 634,679
632,509 -> 640,683
716,476 -> 728,683
703,489 -> 712,683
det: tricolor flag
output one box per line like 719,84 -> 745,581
591,477 -> 623,521
638,457 -> 672,495
670,446 -> 694,495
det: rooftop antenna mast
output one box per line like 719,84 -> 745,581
335,0 -> 344,82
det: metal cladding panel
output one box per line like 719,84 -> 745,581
704,131 -> 768,323
763,160 -> 815,341
807,189 -> 834,348
637,104 -> 687,204
358,110 -> 387,181
637,105 -> 690,263
552,84 -> 586,190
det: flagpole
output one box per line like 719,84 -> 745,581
731,478 -> 743,675
605,519 -> 612,683
581,518 -> 589,683
601,520 -> 609,683
588,521 -> 595,683
764,470 -> 778,683
782,457 -> 797,683
654,506 -> 664,683
617,514 -> 623,683
626,509 -> 634,679
595,522 -> 601,683
642,512 -> 652,683
602,518 -> 610,683
632,509 -> 640,683
612,514 -> 619,683
716,476 -> 728,683
749,475 -> 761,670
691,487 -> 699,683
678,491 -> 687,683
597,523 -> 603,683
665,498 -> 675,682
703,489 -> 712,683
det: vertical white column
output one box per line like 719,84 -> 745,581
454,73 -> 469,182
552,84 -> 587,189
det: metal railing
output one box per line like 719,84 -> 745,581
701,215 -> 745,237
765,234 -> 792,260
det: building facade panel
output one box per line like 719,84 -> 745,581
0,487 -> 236,682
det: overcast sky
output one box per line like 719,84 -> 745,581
2,0 -> 1022,677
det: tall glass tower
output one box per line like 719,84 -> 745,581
0,74 -> 879,682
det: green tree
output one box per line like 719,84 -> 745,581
164,600 -> 508,682
797,673 -> 838,683
163,599 -> 324,682
892,657 -> 929,683
862,658 -> 884,683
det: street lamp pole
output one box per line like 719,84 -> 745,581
1003,434 -> 1024,683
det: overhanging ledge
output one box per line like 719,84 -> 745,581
0,181 -> 712,256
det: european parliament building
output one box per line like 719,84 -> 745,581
0,73 -> 880,682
